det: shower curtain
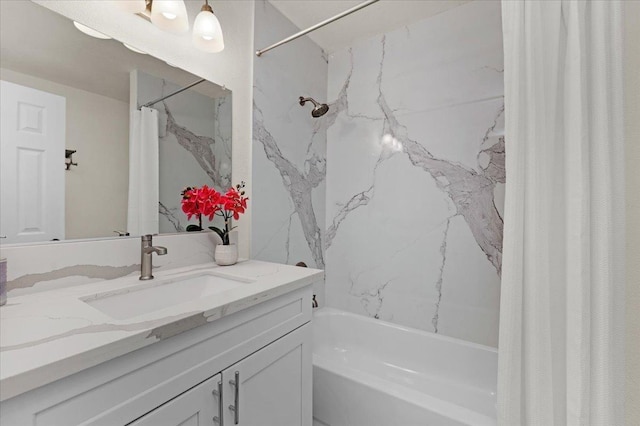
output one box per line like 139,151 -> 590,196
127,107 -> 160,236
498,1 -> 626,425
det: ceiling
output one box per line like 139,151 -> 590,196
0,1 -> 226,104
268,0 -> 472,53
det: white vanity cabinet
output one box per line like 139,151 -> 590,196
0,285 -> 314,426
220,324 -> 311,426
130,324 -> 311,426
129,374 -> 222,426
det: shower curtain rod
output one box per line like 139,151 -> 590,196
138,78 -> 206,110
255,0 -> 380,57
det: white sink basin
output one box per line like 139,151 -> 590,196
82,272 -> 252,320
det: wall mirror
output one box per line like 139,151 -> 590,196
0,1 -> 232,245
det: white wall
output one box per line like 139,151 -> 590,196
0,67 -> 129,239
624,1 -> 640,424
34,0 -> 255,258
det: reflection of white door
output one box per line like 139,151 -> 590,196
1,80 -> 65,244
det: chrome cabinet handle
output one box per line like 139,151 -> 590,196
228,371 -> 239,425
212,380 -> 223,425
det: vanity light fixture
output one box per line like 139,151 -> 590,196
74,1 -> 225,53
192,0 -> 224,53
138,0 -> 225,53
150,0 -> 190,34
73,22 -> 111,39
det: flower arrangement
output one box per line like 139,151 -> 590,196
181,182 -> 248,245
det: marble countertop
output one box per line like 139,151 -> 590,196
0,260 -> 323,401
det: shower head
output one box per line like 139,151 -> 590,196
299,96 -> 329,118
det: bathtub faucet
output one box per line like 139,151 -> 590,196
294,261 -> 317,308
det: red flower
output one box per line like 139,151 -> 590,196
220,187 -> 248,220
180,182 -> 248,241
181,188 -> 200,220
180,185 -> 223,221
197,185 -> 223,220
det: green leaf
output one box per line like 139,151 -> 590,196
209,226 -> 230,245
186,225 -> 203,232
208,226 -> 226,242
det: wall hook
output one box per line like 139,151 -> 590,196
65,149 -> 78,170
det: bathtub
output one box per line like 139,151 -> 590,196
312,308 -> 497,426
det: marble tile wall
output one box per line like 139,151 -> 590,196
0,232 -> 220,298
136,71 -> 232,233
324,1 -> 504,346
251,1 -> 328,286
251,1 -> 503,345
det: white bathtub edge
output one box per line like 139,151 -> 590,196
313,354 -> 496,426
314,307 -> 498,353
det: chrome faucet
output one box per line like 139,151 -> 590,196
140,235 -> 167,280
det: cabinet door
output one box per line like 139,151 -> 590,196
222,324 -> 312,426
128,374 -> 222,426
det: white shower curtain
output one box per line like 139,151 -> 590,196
127,107 -> 160,236
498,1 -> 626,425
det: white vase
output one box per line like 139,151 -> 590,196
214,244 -> 238,266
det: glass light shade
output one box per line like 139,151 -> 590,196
123,43 -> 148,54
73,22 -> 111,39
192,9 -> 224,53
151,0 -> 189,34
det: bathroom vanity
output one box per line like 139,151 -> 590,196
0,260 -> 322,426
